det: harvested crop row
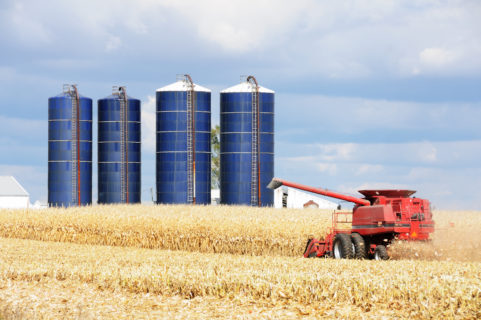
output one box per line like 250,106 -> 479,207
0,278 -> 329,320
1,237 -> 480,319
0,205 -> 331,256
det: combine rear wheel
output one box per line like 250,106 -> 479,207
351,233 -> 367,259
333,234 -> 354,259
374,245 -> 389,260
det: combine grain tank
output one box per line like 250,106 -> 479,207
220,76 -> 274,206
98,86 -> 141,204
156,75 -> 211,204
48,84 -> 92,207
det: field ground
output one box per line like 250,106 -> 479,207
0,206 -> 480,319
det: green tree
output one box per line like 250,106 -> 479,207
211,125 -> 220,189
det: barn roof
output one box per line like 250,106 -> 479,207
0,176 -> 29,196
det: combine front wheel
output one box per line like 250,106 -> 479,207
374,245 -> 389,260
333,234 -> 354,259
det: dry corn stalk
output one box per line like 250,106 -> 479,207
0,205 -> 331,256
0,237 -> 480,319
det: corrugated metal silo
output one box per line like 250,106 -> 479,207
156,75 -> 211,204
220,76 -> 274,206
48,84 -> 92,207
98,86 -> 141,204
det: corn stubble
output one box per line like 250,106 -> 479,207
1,237 -> 480,319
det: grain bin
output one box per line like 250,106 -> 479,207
48,84 -> 92,207
220,76 -> 274,206
156,75 -> 211,204
98,86 -> 141,204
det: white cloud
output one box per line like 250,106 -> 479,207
317,163 -> 337,175
315,143 -> 356,162
356,164 -> 384,176
141,95 -> 156,153
419,48 -> 457,67
161,0 -> 308,53
276,94 -> 481,141
7,2 -> 52,46
417,141 -> 437,163
0,115 -> 46,141
289,140 -> 481,167
105,36 -> 122,52
2,0 -> 480,78
35,59 -> 98,71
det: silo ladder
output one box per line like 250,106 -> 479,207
116,86 -> 129,204
247,76 -> 261,207
185,75 -> 196,204
68,84 -> 81,206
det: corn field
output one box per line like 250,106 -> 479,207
0,206 -> 480,319
0,205 -> 331,256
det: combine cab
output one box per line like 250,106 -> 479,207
268,178 -> 435,260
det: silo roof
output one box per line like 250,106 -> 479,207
220,82 -> 274,94
52,92 -> 90,98
156,81 -> 211,93
100,94 -> 139,100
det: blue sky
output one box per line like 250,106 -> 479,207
0,0 -> 480,209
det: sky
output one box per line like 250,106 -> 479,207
0,0 -> 480,209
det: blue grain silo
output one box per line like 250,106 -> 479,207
156,75 -> 211,204
220,76 -> 274,206
98,86 -> 141,204
48,84 -> 92,207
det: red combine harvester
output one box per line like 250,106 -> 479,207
267,178 -> 435,260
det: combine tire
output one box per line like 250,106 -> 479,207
351,233 -> 367,259
333,234 -> 354,259
374,245 -> 389,260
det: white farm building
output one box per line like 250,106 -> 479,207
0,176 -> 30,209
274,186 -> 339,209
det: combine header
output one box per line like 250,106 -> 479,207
268,178 -> 434,260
